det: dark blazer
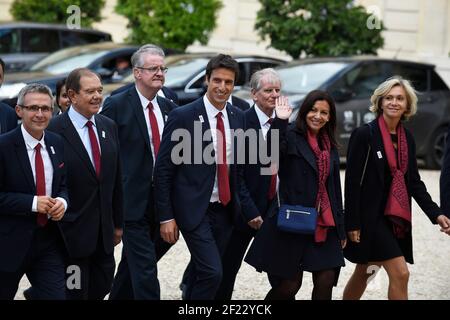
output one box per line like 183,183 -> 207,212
101,86 -> 177,222
110,83 -> 179,105
231,96 -> 250,111
0,127 -> 68,272
244,120 -> 345,278
154,97 -> 245,232
440,124 -> 450,215
0,102 -> 17,134
345,120 -> 441,264
47,112 -> 123,258
277,122 -> 345,239
237,106 -> 275,232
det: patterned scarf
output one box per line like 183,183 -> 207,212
307,130 -> 335,243
378,116 -> 411,238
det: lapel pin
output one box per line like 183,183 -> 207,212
199,115 -> 204,123
50,146 -> 56,155
164,114 -> 168,122
102,131 -> 106,138
377,151 -> 382,159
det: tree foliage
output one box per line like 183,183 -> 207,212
116,0 -> 222,50
11,0 -> 105,28
256,0 -> 385,58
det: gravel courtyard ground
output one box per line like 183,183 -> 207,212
16,170 -> 450,300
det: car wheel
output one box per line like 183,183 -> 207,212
426,126 -> 448,169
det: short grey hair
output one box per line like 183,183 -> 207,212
17,83 -> 53,106
249,68 -> 281,91
369,76 -> 418,120
131,44 -> 165,68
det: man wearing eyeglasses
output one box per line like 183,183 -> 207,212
0,83 -> 68,299
102,44 -> 177,300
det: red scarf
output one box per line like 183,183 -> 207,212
378,116 -> 411,238
307,130 -> 335,243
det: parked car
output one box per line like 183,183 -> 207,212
0,42 -> 138,103
102,53 -> 288,105
234,56 -> 450,169
0,22 -> 112,72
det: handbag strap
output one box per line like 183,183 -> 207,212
360,144 -> 371,186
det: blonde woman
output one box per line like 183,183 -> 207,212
343,77 -> 450,300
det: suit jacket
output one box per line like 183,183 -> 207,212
0,102 -> 17,134
0,127 -> 68,272
237,106 -> 275,232
440,124 -> 450,215
47,112 -> 123,258
154,97 -> 245,232
231,96 -> 250,111
101,86 -> 177,222
345,120 -> 441,264
110,83 -> 179,105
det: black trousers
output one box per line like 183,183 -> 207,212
65,227 -> 116,300
183,202 -> 233,300
0,222 -> 66,300
109,218 -> 172,300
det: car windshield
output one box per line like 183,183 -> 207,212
30,48 -> 108,74
278,62 -> 350,94
164,57 -> 210,87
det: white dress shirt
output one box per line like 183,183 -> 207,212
68,107 -> 101,168
254,104 -> 275,140
254,104 -> 279,191
21,125 -> 67,213
136,86 -> 165,163
203,95 -> 232,203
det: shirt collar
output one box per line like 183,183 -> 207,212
68,106 -> 96,129
203,95 -> 228,120
136,85 -> 158,110
254,103 -> 275,127
21,124 -> 46,150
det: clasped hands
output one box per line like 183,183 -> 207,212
37,196 -> 65,221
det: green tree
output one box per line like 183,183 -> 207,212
256,0 -> 384,58
116,0 -> 222,50
11,0 -> 105,28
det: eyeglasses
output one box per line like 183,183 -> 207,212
20,105 -> 53,113
136,66 -> 168,74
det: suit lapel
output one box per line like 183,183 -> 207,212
157,96 -> 171,124
44,133 -> 61,193
195,99 -> 212,148
130,88 -> 152,154
296,131 -> 318,172
14,128 -> 35,190
60,112 -> 97,179
371,122 -> 386,185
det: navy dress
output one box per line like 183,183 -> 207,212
244,122 -> 345,281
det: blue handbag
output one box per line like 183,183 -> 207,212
276,194 -> 318,235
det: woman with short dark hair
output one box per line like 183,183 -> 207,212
245,90 -> 346,300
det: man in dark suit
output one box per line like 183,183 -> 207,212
101,44 -> 177,300
0,83 -> 68,299
110,82 -> 179,105
46,68 -> 124,299
215,68 -> 282,299
154,54 -> 245,300
0,58 -> 18,133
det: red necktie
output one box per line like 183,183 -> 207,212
35,144 -> 47,227
266,118 -> 277,200
148,102 -> 161,157
216,112 -> 230,205
86,121 -> 101,178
